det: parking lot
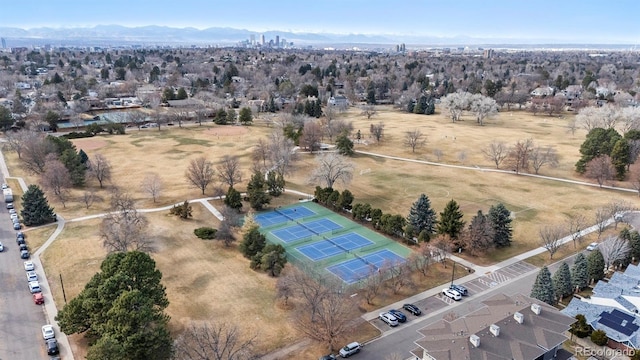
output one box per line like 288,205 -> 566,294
370,261 -> 538,332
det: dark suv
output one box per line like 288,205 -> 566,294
388,309 -> 407,323
46,338 -> 59,355
450,284 -> 468,296
403,303 -> 422,316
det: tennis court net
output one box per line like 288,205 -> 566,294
354,253 -> 378,270
274,208 -> 295,221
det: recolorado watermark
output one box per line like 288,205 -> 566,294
576,346 -> 636,357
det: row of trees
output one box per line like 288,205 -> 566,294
482,138 -> 559,174
440,91 -> 499,125
576,127 -> 640,182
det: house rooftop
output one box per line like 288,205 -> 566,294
415,293 -> 574,360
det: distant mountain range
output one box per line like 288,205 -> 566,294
0,25 -> 634,49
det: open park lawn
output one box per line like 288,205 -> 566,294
6,107 -> 640,357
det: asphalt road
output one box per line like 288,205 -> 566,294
0,195 -> 50,359
361,254 -> 582,360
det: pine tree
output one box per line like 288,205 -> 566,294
239,107 -> 253,125
488,203 -> 513,247
266,171 -> 285,197
466,210 -> 494,255
552,262 -> 573,300
530,266 -> 555,305
571,252 -> 589,291
247,170 -> 270,210
21,184 -> 56,226
239,226 -> 266,259
437,199 -> 465,240
335,133 -> 354,156
60,149 -> 86,186
224,186 -> 242,211
587,249 -> 606,283
407,194 -> 437,240
611,138 -> 630,180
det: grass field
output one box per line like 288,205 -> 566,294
6,106 -> 640,357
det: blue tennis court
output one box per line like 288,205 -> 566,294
272,219 -> 343,243
296,232 -> 374,261
327,249 -> 407,284
254,206 -> 316,227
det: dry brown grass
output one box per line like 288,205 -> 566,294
8,106 -> 640,357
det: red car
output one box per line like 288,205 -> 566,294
33,293 -> 44,305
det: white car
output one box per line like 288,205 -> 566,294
29,281 -> 41,294
8,208 -> 16,215
0,241 -> 3,252
26,271 -> 37,282
379,312 -> 399,327
443,288 -> 462,301
586,242 -> 598,251
1,183 -> 8,189
339,342 -> 362,358
10,213 -> 18,221
24,261 -> 35,271
42,324 -> 55,340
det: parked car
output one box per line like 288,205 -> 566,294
6,202 -> 13,209
46,338 -> 59,355
17,237 -> 25,245
24,260 -> 35,271
33,292 -> 44,305
29,281 -> 41,293
319,355 -> 337,360
13,222 -> 21,230
16,231 -> 24,241
403,303 -> 422,316
388,309 -> 407,323
2,183 -> 8,189
587,242 -> 599,251
450,284 -> 468,296
0,241 -> 3,252
442,288 -> 462,301
42,324 -> 55,340
10,213 -> 18,221
20,249 -> 29,259
19,243 -> 28,251
379,312 -> 399,327
26,271 -> 37,282
339,342 -> 362,358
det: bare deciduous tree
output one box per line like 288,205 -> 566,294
141,172 -> 162,203
585,155 -> 614,187
566,214 -> 587,248
89,153 -> 111,188
539,224 -> 565,259
599,236 -> 630,270
172,321 -> 257,360
606,200 -> 632,229
186,156 -> 215,195
252,138 -> 270,171
127,109 -> 148,129
404,129 -> 426,153
360,104 -> 376,119
360,265 -> 384,305
506,138 -> 534,174
433,149 -> 443,161
384,261 -> 413,295
82,189 -> 98,209
100,190 -> 151,252
216,205 -> 241,246
22,132 -> 56,174
5,129 -> 36,159
299,120 -> 323,153
369,122 -> 384,144
309,152 -> 354,188
409,242 -> 433,277
530,146 -> 559,174
594,207 -> 611,239
469,94 -> 498,125
267,130 -> 297,177
41,154 -> 72,207
217,155 -> 243,188
482,140 -> 509,169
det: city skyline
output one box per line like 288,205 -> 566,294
1,0 -> 638,44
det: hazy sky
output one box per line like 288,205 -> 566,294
2,0 -> 639,43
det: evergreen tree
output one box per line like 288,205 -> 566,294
56,251 -> 172,360
587,249 -> 606,283
214,108 -> 227,125
622,229 -> 640,262
226,109 -> 236,124
266,171 -> 285,197
224,186 -> 243,211
239,226 -> 266,259
488,203 -> 513,247
44,110 -> 60,131
466,210 -> 495,254
424,96 -> 435,115
78,149 -> 89,164
436,199 -> 465,240
59,149 -> 86,186
21,184 -> 56,226
0,106 -> 13,130
407,194 -> 437,240
268,97 -> 277,112
335,133 -> 354,156
176,87 -> 188,100
530,266 -> 555,305
571,252 -> 589,291
238,107 -> 253,125
337,189 -> 354,210
575,127 -> 621,173
412,98 -> 424,114
552,262 -> 573,300
611,138 -> 630,180
247,170 -> 270,210
258,244 -> 288,276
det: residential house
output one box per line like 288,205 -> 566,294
0,98 -> 13,109
327,95 -> 348,108
563,263 -> 640,352
412,293 -> 575,360
530,86 -> 555,97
